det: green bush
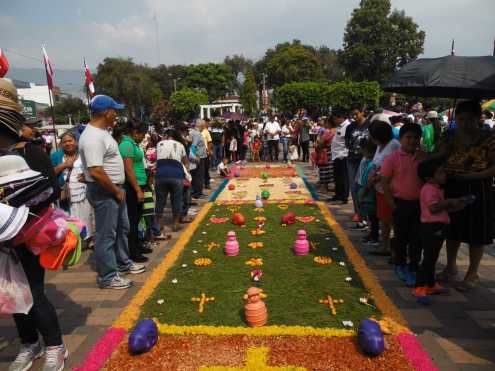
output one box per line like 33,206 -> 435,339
169,87 -> 208,122
274,81 -> 382,117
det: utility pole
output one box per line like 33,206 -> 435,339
153,12 -> 160,65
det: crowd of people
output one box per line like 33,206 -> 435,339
312,101 -> 495,303
2,71 -> 495,371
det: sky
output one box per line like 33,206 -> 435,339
1,0 -> 494,71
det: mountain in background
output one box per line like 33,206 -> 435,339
7,67 -> 87,100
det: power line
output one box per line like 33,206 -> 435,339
3,47 -> 76,71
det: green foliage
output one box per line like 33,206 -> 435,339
340,0 -> 425,82
141,204 -> 379,327
169,87 -> 208,122
224,55 -> 254,93
183,63 -> 235,102
94,58 -> 163,117
150,64 -> 187,99
255,40 -> 344,90
52,97 -> 87,124
151,99 -> 171,124
240,70 -> 257,116
317,46 -> 345,82
275,81 -> 382,117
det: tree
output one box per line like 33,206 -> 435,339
150,64 -> 187,99
94,57 -> 163,117
183,63 -> 235,102
169,87 -> 208,122
224,54 -> 254,93
150,99 -> 171,124
274,82 -> 330,117
274,81 -> 382,117
316,46 -> 345,82
256,40 -> 322,88
240,70 -> 257,116
340,0 -> 425,82
52,97 -> 87,124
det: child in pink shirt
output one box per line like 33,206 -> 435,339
381,123 -> 425,286
413,159 -> 467,304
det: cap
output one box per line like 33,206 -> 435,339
370,113 -> 391,125
426,111 -> 438,119
90,94 -> 125,113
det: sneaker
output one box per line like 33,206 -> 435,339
366,240 -> 380,247
130,254 -> 148,263
405,271 -> 417,287
8,341 -> 44,371
436,269 -> 458,283
123,262 -> 146,275
101,274 -> 133,289
412,287 -> 431,305
360,235 -> 372,244
140,247 -> 153,255
394,265 -> 408,281
427,283 -> 450,295
348,222 -> 367,231
42,344 -> 68,371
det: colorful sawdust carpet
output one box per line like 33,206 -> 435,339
75,165 -> 437,371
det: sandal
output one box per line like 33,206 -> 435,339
436,269 -> 458,283
455,275 -> 480,292
180,217 -> 193,224
172,225 -> 182,232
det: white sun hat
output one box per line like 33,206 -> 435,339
0,203 -> 29,242
0,155 -> 41,186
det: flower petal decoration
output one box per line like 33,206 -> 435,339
250,229 -> 266,236
248,242 -> 264,249
194,258 -> 212,267
314,256 -> 332,265
253,208 -> 265,213
277,204 -> 289,210
210,217 -> 229,224
207,242 -> 220,252
296,216 -> 315,223
245,258 -> 264,266
253,216 -> 267,223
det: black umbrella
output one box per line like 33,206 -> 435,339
383,55 -> 495,99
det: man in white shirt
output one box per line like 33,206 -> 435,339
263,116 -> 281,162
79,95 -> 145,290
328,109 -> 351,204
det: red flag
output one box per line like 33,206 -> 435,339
42,45 -> 54,91
0,48 -> 9,78
84,59 -> 95,97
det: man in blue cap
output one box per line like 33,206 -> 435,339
79,95 -> 145,289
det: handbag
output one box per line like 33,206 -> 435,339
60,166 -> 73,202
0,246 -> 33,315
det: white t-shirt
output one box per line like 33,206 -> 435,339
264,121 -> 281,141
79,124 -> 125,184
331,119 -> 351,160
217,161 -> 227,175
281,125 -> 291,138
373,138 -> 401,193
372,139 -> 401,168
156,139 -> 186,162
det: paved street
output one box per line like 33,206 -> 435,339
1,167 -> 495,370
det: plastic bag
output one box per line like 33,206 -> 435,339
0,248 -> 33,315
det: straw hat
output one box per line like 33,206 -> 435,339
0,78 -> 22,113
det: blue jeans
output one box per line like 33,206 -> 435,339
213,143 -> 224,167
86,183 -> 132,287
155,177 -> 184,218
182,186 -> 191,217
280,137 -> 289,161
346,158 -> 361,215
